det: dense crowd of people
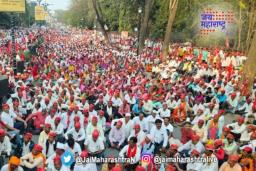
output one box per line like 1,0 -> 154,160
0,27 -> 256,171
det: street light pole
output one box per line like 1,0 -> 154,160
11,14 -> 17,75
137,7 -> 142,56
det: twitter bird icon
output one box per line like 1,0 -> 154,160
61,151 -> 74,166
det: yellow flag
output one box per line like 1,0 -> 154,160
239,1 -> 246,9
35,6 -> 46,21
0,0 -> 25,13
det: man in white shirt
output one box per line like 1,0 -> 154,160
43,132 -> 57,158
1,104 -> 23,133
109,120 -> 125,149
111,113 -> 134,139
133,113 -> 148,133
227,116 -> 246,141
162,117 -> 174,136
86,116 -> 105,141
201,144 -> 218,171
143,97 -> 153,115
159,103 -> 171,118
146,110 -> 162,132
128,124 -> 145,147
0,129 -> 12,157
119,137 -> 141,170
84,129 -> 104,157
68,106 -> 84,131
227,93 -> 238,113
45,108 -> 57,128
52,116 -> 64,136
150,119 -> 168,154
65,122 -> 85,149
178,134 -> 205,157
186,149 -> 203,171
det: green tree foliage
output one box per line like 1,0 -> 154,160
56,0 -> 253,49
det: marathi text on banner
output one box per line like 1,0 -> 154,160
35,6 -> 45,21
0,0 -> 25,13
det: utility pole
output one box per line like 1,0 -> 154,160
11,14 -> 17,75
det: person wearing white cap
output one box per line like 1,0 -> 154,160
146,110 -> 162,133
141,134 -> 155,155
46,142 -> 67,170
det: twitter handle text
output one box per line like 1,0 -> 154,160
76,156 -> 136,164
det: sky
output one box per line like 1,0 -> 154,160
45,0 -> 70,11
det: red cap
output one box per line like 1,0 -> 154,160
135,166 -> 146,171
251,132 -> 256,139
205,144 -> 214,151
214,139 -> 223,147
111,166 -> 122,171
53,155 -> 61,164
24,132 -> 33,140
75,122 -> 81,129
191,149 -> 200,156
48,132 -> 57,138
92,116 -> 98,122
134,124 -> 141,129
223,126 -> 230,132
170,144 -> 179,150
237,116 -> 244,124
228,154 -> 240,162
33,144 -> 43,152
227,133 -> 234,139
55,117 -> 61,122
117,120 -> 123,126
218,109 -> 225,115
0,129 -> 6,136
80,150 -> 88,158
99,110 -> 104,116
191,134 -> 200,141
243,147 -> 252,153
2,104 -> 9,109
74,116 -> 80,122
247,124 -> 255,130
92,129 -> 100,139
230,93 -> 236,97
198,119 -> 204,125
45,123 -> 51,128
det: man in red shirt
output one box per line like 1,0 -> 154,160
26,109 -> 48,134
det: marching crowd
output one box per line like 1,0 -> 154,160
0,28 -> 256,171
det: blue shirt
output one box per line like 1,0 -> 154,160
132,104 -> 143,115
141,143 -> 155,155
217,94 -> 227,103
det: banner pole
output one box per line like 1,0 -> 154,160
11,13 -> 17,75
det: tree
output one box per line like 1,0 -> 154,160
92,0 -> 110,44
162,0 -> 179,60
138,0 -> 154,54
